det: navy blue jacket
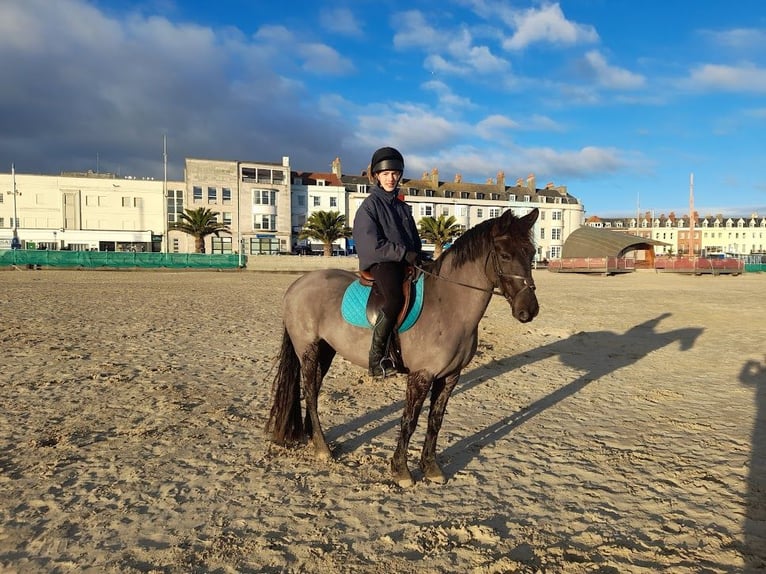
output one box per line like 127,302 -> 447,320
353,184 -> 422,271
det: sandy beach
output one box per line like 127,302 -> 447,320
1,264 -> 765,573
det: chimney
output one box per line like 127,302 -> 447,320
496,170 -> 505,189
331,156 -> 342,179
526,172 -> 536,191
454,173 -> 462,183
422,171 -> 429,180
431,167 -> 439,187
516,177 -> 524,187
486,177 -> 494,185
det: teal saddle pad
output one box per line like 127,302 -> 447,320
341,273 -> 424,332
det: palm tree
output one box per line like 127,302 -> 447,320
299,210 -> 352,257
171,207 -> 231,253
418,215 -> 462,258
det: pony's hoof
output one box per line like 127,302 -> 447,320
395,475 -> 415,488
313,442 -> 333,460
425,471 -> 446,484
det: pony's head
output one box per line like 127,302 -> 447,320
490,208 -> 539,322
439,208 -> 539,322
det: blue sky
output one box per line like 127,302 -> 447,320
1,0 -> 765,217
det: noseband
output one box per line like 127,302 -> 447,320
487,247 -> 536,304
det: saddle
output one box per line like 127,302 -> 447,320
358,265 -> 416,328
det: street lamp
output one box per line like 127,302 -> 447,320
7,163 -> 21,249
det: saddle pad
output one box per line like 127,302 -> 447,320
341,273 -> 424,332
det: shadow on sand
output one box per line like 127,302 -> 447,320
739,357 -> 766,569
330,313 -> 703,475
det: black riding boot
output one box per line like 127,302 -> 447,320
369,312 -> 396,378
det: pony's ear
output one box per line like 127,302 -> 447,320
519,208 -> 539,230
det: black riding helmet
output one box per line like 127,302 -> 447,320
370,147 -> 404,174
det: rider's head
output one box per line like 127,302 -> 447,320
368,147 -> 404,191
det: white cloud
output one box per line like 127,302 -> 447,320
701,28 -> 766,50
502,2 -> 599,51
319,7 -> 362,37
393,10 -> 441,50
683,63 -> 766,93
583,50 -> 646,90
297,42 -> 355,75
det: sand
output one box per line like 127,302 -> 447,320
1,264 -> 764,573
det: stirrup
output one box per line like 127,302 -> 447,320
370,356 -> 395,378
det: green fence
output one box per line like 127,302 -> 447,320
1,250 -> 244,269
745,263 -> 766,273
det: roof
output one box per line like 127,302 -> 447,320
562,226 -> 669,258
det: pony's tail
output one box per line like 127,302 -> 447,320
266,326 -> 304,444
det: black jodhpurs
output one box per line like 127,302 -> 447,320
370,261 -> 406,319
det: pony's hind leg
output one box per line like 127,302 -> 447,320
419,373 -> 460,484
301,341 -> 334,459
391,371 -> 433,487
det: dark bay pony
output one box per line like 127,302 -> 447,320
267,208 -> 539,486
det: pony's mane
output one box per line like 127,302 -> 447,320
430,211 -> 530,274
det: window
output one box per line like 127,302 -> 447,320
254,189 -> 277,205
509,194 -> 516,201
476,193 -> 485,200
193,186 -> 202,202
254,214 -> 277,230
133,197 -> 142,208
419,204 -> 433,217
550,246 -> 561,258
425,189 -> 434,197
222,187 -> 232,204
523,195 -> 530,202
444,191 -> 453,199
357,184 -> 368,193
0,217 -> 4,227
461,192 -> 469,199
313,196 -> 321,207
540,211 -> 545,220
167,189 -> 184,224
540,228 -> 545,240
551,211 -> 562,221
211,236 -> 233,253
489,208 -> 501,218
477,209 -> 483,218
122,196 -> 131,207
330,197 -> 337,207
208,187 -> 217,202
223,212 -> 233,225
441,206 -> 450,217
551,228 -> 562,240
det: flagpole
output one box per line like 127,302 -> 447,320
163,134 -> 168,253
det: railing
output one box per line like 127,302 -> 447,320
654,256 -> 744,274
547,257 -> 635,273
0,250 -> 244,269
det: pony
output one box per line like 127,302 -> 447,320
267,208 -> 540,486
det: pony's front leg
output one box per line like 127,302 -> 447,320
419,373 -> 460,484
301,344 -> 332,460
391,371 -> 432,487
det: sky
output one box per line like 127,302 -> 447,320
1,0 -> 765,217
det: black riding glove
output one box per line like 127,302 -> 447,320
404,251 -> 419,265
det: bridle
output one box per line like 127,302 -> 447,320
414,244 -> 536,304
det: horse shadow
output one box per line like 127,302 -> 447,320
331,313 -> 703,475
440,312 -> 703,474
739,357 -> 766,568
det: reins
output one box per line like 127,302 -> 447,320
414,246 -> 535,303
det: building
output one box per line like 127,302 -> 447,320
2,158 -> 585,259
589,213 -> 766,258
0,169 -> 183,252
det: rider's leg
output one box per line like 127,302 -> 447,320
368,262 -> 405,377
